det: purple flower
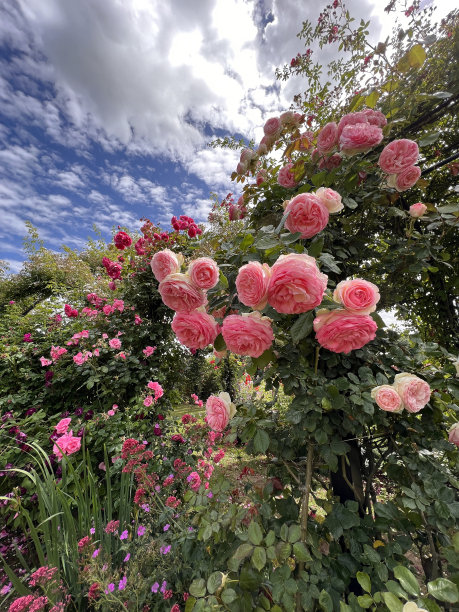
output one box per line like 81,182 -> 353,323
151,582 -> 159,593
90,527 -> 95,535
160,580 -> 167,594
188,526 -> 194,532
163,524 -> 170,532
137,525 -> 146,537
0,582 -> 12,595
105,583 -> 115,593
92,548 -> 100,558
120,530 -> 128,540
160,545 -> 171,555
141,503 -> 150,512
118,576 -> 127,591
207,491 -> 213,498
123,553 -> 130,562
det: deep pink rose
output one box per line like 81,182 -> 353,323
221,312 -> 274,358
268,253 -> 327,314
188,257 -> 219,290
205,392 -> 236,432
337,111 -> 369,137
109,338 -> 121,349
315,187 -> 343,213
371,386 -> 403,412
313,309 -> 378,353
278,163 -> 298,188
317,121 -> 338,153
151,249 -> 182,282
53,432 -> 81,460
236,261 -> 271,310
393,373 -> 430,413
394,165 -> 421,191
55,418 -> 71,435
333,279 -> 380,314
340,123 -> 383,155
264,117 -> 282,138
361,108 -> 387,128
378,139 -> 419,174
159,273 -> 206,312
448,423 -> 459,447
113,231 -> 132,250
409,202 -> 428,218
284,193 -> 329,239
171,311 -> 219,349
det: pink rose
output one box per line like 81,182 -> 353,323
317,121 -> 338,153
361,108 -> 387,128
268,253 -> 327,314
171,311 -> 219,350
278,163 -> 298,188
315,187 -> 343,214
378,139 -> 419,174
109,338 -> 122,349
318,153 -> 342,171
448,423 -> 459,447
150,250 -> 183,282
113,231 -> 132,250
236,161 -> 248,175
337,111 -> 369,137
409,202 -> 428,218
235,261 -> 271,310
221,312 -> 274,358
313,309 -> 378,353
53,432 -> 81,460
188,257 -> 219,290
340,123 -> 383,155
392,373 -> 430,413
258,135 -> 274,155
39,357 -> 53,367
240,148 -> 255,164
333,279 -> 380,314
159,273 -> 207,312
143,396 -> 154,407
205,392 -> 236,432
264,117 -> 282,139
394,166 -> 421,191
284,193 -> 329,239
55,418 -> 71,435
371,386 -> 403,412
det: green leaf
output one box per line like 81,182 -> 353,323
275,211 -> 290,234
265,530 -> 275,547
386,580 -> 408,600
248,521 -> 263,545
185,596 -> 197,612
221,588 -> 238,604
408,44 -> 426,68
419,131 -> 440,147
229,543 -> 254,570
240,233 -> 255,249
219,271 -> 229,289
371,312 -> 386,329
214,333 -> 226,351
293,541 -> 312,562
356,571 -> 371,593
253,429 -> 270,454
254,348 -> 276,369
252,546 -> 266,571
280,231 -> 302,244
357,594 -> 374,608
308,236 -> 324,257
427,578 -> 459,603
288,524 -> 302,543
290,311 -> 314,343
437,203 -> 459,213
365,90 -> 380,109
319,589 -> 333,612
189,578 -> 207,598
255,235 -> 279,250
382,592 -> 404,612
394,566 -> 420,596
417,597 -> 442,612
207,571 -> 223,594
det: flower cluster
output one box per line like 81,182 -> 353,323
282,187 -> 343,239
171,215 -> 202,238
371,373 -> 431,413
52,418 -> 81,460
378,139 -> 421,192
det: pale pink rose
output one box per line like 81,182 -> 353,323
361,108 -> 387,128
371,385 -> 403,412
394,166 -> 421,191
268,253 -> 327,314
318,153 -> 342,171
448,423 -> 459,447
55,418 -> 71,435
171,311 -> 219,350
236,161 -> 248,175
317,121 -> 338,153
333,279 -> 380,314
240,148 -> 255,164
221,312 -> 274,358
278,163 -> 298,188
258,135 -> 275,155
206,392 -> 236,432
109,338 -> 122,349
393,373 -> 430,413
378,139 -> 419,174
315,187 -> 343,213
313,309 -> 378,353
409,202 -> 428,218
159,273 -> 206,312
236,262 -> 271,310
280,111 -> 294,126
340,123 -> 383,155
150,249 -> 182,282
188,257 -> 219,290
264,117 -> 282,138
143,396 -> 154,407
337,111 -> 369,137
284,193 -> 329,239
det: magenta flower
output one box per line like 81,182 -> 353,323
120,530 -> 128,540
137,525 -> 146,537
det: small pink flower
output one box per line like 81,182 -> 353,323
151,249 -> 183,282
159,273 -> 206,313
314,187 -> 343,213
143,345 -> 156,357
333,279 -> 380,315
171,310 -> 219,350
39,357 -> 53,367
55,418 -> 71,435
236,261 -> 271,310
409,202 -> 427,218
263,117 -> 282,139
340,122 -> 383,155
317,121 -> 338,153
394,166 -> 421,191
448,423 -> 459,447
393,373 -> 430,413
109,338 -> 122,349
143,396 -> 154,407
206,392 -> 236,432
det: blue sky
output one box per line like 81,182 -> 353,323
0,0 -> 446,273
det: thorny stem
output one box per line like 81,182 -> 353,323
295,442 -> 314,612
314,347 -> 320,375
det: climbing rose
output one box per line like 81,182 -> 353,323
268,253 -> 327,314
361,108 -> 387,127
392,373 -> 430,413
313,309 -> 378,353
113,231 -> 132,250
284,193 -> 329,239
378,139 -> 419,174
235,261 -> 271,310
371,386 -> 403,412
221,312 -> 274,358
171,311 -> 219,350
317,121 -> 338,153
448,423 -> 459,447
314,187 -> 343,213
151,250 -> 183,282
188,257 -> 219,289
206,392 -> 236,432
333,279 -> 380,314
277,163 -> 298,188
340,123 -> 383,155
394,165 -> 421,191
409,202 -> 427,217
337,111 -> 369,137
263,117 -> 282,139
159,273 -> 206,312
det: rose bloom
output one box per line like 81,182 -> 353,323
378,139 -> 419,174
284,193 -> 329,239
315,187 -> 343,213
53,432 -> 81,460
337,111 -> 369,137
188,257 -> 219,290
313,309 -> 378,353
333,279 -> 380,314
240,148 -> 255,164
264,117 -> 282,139
448,423 -> 459,447
109,338 -> 122,349
278,163 -> 298,188
113,231 -> 132,250
394,165 -> 421,192
317,121 -> 338,153
221,312 -> 274,358
268,253 -> 328,314
340,123 -> 383,155
361,108 -> 387,128
371,385 -> 403,413
171,310 -> 219,350
318,153 -> 342,171
392,373 -> 430,413
235,261 -> 271,310
150,249 -> 183,282
159,273 -> 206,312
409,202 -> 428,218
206,392 -> 236,432
55,418 -> 71,435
